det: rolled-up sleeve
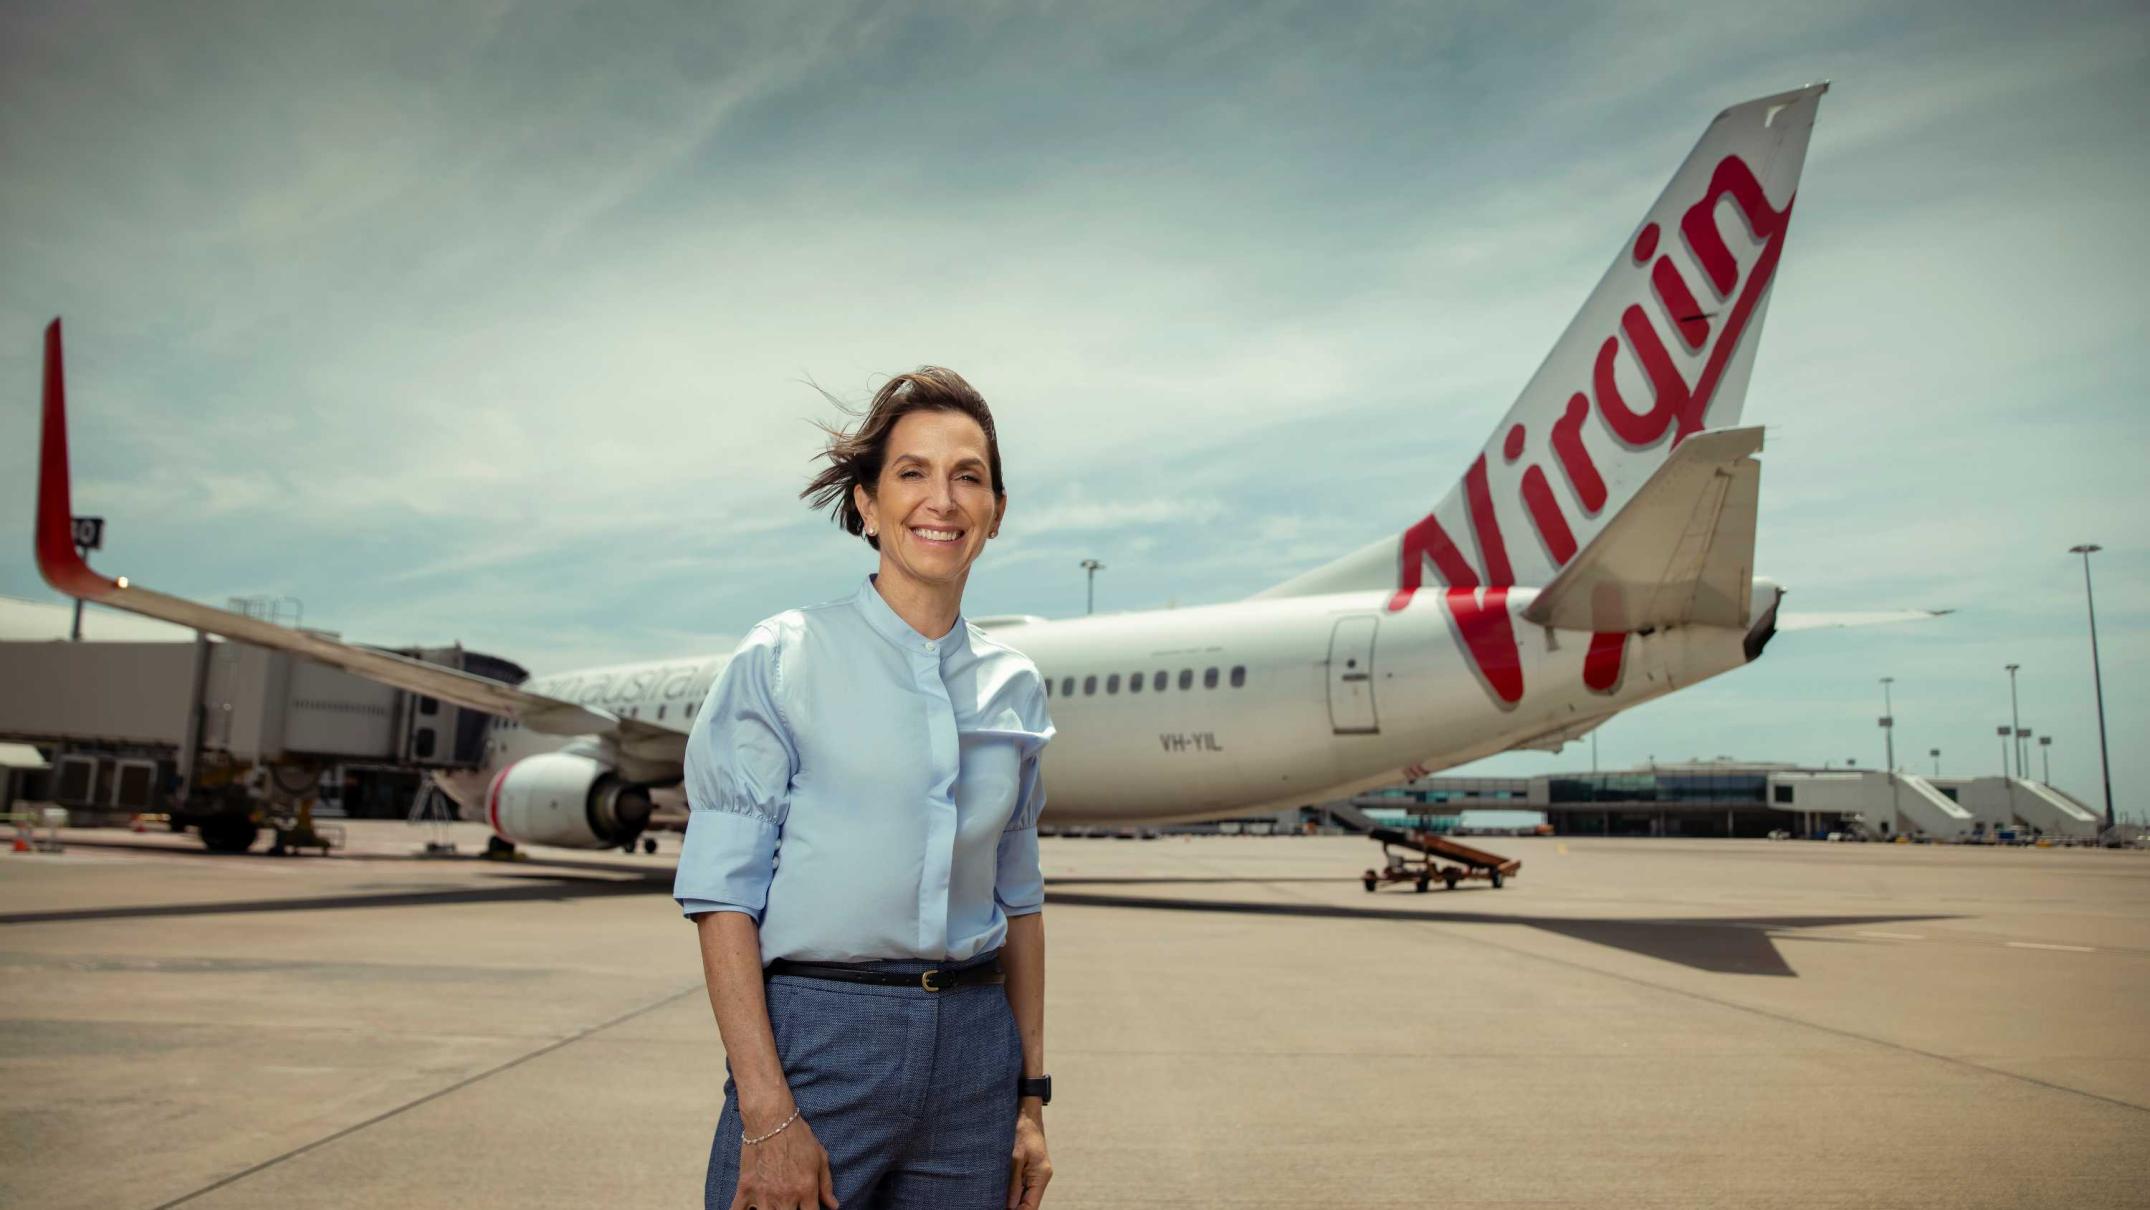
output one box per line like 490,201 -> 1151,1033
674,623 -> 796,921
993,669 -> 1054,917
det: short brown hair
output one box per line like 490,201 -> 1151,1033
801,367 -> 1005,550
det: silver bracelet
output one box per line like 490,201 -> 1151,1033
742,1105 -> 801,1146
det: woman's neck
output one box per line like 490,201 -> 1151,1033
872,564 -> 964,641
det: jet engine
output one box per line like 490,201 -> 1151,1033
488,753 -> 654,849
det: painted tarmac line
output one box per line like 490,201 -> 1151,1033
2006,941 -> 2097,953
1856,930 -> 1926,941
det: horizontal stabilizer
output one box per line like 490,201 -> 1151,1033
1522,427 -> 1762,632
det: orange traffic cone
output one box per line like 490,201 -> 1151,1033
11,836 -> 30,853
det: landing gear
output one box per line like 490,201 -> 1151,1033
1442,868 -> 1461,891
484,834 -> 521,861
1414,873 -> 1431,893
199,815 -> 259,854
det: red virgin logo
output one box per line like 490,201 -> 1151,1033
1390,154 -> 1795,705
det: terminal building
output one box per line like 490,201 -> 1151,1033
1352,760 -> 2104,841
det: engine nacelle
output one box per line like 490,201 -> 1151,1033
487,753 -> 653,849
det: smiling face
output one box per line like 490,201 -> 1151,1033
853,408 -> 1007,594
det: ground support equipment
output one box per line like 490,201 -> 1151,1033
1361,827 -> 1521,892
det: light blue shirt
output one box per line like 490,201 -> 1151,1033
672,574 -> 1054,963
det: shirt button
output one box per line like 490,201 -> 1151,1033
924,641 -> 936,652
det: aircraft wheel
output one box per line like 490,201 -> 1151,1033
1414,874 -> 1430,893
1442,869 -> 1460,890
1490,870 -> 1505,889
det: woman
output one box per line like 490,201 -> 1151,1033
674,368 -> 1055,1210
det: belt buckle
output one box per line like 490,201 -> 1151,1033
919,968 -> 946,992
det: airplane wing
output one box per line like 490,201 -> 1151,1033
33,319 -> 685,767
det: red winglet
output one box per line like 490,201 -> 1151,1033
35,319 -> 121,600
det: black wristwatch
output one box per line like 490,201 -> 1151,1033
1017,1074 -> 1052,1105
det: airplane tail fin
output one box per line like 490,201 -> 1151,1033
1255,84 -> 1826,604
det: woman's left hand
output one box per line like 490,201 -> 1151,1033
1007,1101 -> 1051,1209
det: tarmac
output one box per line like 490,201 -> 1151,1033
1,820 -> 2145,1209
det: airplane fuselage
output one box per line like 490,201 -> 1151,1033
462,581 -> 1777,830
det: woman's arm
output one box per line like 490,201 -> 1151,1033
696,911 -> 836,1210
1002,910 -> 1047,1087
696,911 -> 794,1130
1002,910 -> 1052,1209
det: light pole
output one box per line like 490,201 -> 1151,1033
2004,663 -> 2022,778
1878,677 -> 1896,772
67,516 -> 104,640
1930,748 -> 1941,777
1996,726 -> 2011,779
2038,735 -> 2052,784
1079,558 -> 1103,616
2068,544 -> 2115,833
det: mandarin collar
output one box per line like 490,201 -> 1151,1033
855,574 -> 967,660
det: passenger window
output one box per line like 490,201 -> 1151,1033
657,704 -> 667,719
1204,667 -> 1219,689
1061,677 -> 1075,698
1153,670 -> 1166,692
1230,665 -> 1246,688
1178,669 -> 1193,690
1129,670 -> 1143,694
1107,673 -> 1120,694
1084,675 -> 1097,696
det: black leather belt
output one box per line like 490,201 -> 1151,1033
765,956 -> 1004,992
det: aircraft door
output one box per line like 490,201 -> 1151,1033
1326,616 -> 1379,734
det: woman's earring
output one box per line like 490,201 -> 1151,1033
866,524 -> 877,537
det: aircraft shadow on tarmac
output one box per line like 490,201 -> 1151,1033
0,868 -> 671,927
2,854 -> 1951,977
1038,880 -> 1956,978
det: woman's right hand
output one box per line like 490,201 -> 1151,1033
730,1110 -> 838,1210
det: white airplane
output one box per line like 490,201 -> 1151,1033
35,83 -> 1904,855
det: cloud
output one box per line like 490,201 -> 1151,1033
0,1 -> 2143,802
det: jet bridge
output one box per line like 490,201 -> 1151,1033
0,633 -> 524,851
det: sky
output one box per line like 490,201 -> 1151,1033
2,1 -> 2145,816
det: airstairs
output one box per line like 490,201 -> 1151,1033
2005,779 -> 2101,838
1889,773 -> 1978,840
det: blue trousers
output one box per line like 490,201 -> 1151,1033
707,950 -> 1022,1209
